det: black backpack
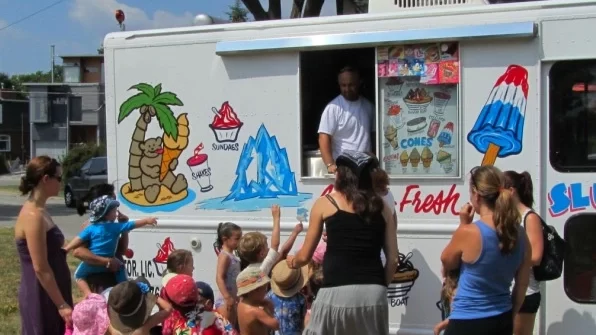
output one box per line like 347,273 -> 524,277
523,210 -> 565,281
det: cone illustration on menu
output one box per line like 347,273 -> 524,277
160,114 -> 189,181
467,65 -> 529,166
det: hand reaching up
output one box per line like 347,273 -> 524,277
271,204 -> 280,222
293,222 -> 304,234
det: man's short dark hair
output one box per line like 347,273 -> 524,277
338,66 -> 360,76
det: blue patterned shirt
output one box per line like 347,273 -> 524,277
266,291 -> 306,335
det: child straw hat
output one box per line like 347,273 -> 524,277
236,267 -> 270,296
270,261 -> 309,298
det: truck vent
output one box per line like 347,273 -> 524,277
369,0 -> 487,13
395,0 -> 487,8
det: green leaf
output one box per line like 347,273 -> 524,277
154,103 -> 178,140
118,93 -> 152,123
154,92 -> 184,106
129,83 -> 155,99
154,83 -> 162,96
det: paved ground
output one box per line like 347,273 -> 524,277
0,173 -> 82,238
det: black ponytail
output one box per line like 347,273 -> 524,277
504,170 -> 534,208
214,222 -> 241,250
334,165 -> 385,223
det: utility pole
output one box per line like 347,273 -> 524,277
50,45 -> 55,83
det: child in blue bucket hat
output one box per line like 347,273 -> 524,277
63,194 -> 158,298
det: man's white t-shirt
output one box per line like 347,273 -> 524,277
246,248 -> 280,276
318,95 -> 375,160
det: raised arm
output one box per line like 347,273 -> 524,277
280,223 -> 304,259
24,211 -> 72,316
133,217 -> 158,229
270,205 -> 281,251
382,205 -> 398,285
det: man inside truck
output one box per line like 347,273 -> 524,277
318,66 -> 375,174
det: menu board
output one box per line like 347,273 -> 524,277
377,43 -> 460,177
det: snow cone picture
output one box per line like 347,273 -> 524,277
209,101 -> 243,143
187,143 -> 213,193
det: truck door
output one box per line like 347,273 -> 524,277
544,59 -> 596,334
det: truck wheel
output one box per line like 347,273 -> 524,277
64,188 -> 75,208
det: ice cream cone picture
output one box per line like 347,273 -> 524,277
384,125 -> 399,149
210,101 -> 243,143
400,150 -> 409,173
161,114 -> 189,181
421,147 -> 433,172
436,150 -> 453,173
187,143 -> 213,193
409,148 -> 421,171
388,252 -> 419,300
467,65 -> 529,166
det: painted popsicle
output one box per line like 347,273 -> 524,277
467,65 -> 529,166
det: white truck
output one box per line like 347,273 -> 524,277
104,0 -> 596,333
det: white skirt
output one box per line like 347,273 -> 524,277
303,284 -> 389,335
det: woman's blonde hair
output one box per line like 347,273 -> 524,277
470,165 -> 521,254
441,269 -> 460,303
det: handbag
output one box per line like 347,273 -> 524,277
523,210 -> 565,281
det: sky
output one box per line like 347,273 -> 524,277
0,0 -> 336,75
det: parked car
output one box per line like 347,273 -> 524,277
64,156 -> 108,208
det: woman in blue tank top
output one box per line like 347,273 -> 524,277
440,166 -> 532,335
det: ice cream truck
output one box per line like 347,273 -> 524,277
104,0 -> 596,333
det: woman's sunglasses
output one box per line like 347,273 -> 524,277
51,175 -> 62,183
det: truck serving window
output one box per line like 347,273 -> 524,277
377,43 -> 460,178
564,213 -> 596,304
299,48 -> 376,178
549,60 -> 596,172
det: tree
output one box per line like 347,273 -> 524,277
0,73 -> 14,89
227,0 -> 249,22
241,0 -> 326,20
98,43 -> 104,55
9,65 -> 63,94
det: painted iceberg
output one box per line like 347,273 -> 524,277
198,124 -> 312,212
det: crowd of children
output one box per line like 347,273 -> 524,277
63,194 -> 327,335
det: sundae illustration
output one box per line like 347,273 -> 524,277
384,125 -> 399,150
388,252 -> 419,299
437,150 -> 453,173
421,147 -> 434,172
433,91 -> 451,116
387,104 -> 404,130
438,122 -> 454,147
209,101 -> 243,143
427,119 -> 441,139
187,143 -> 213,193
400,150 -> 409,173
404,88 -> 433,114
385,77 -> 404,97
467,65 -> 528,166
409,148 -> 421,170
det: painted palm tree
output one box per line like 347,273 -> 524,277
118,83 -> 184,192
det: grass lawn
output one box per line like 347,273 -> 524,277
0,228 -> 82,332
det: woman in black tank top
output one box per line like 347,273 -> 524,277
288,150 -> 398,335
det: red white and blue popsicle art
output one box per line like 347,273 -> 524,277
467,65 -> 529,166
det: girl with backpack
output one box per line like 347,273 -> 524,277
504,171 -> 544,335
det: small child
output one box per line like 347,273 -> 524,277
236,268 -> 279,335
239,205 -> 303,276
214,222 -> 243,326
161,274 -> 207,335
63,195 -> 158,297
195,281 -> 238,335
67,293 -> 110,335
434,269 -> 460,335
108,279 -> 172,335
161,249 -> 195,288
267,261 -> 309,335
